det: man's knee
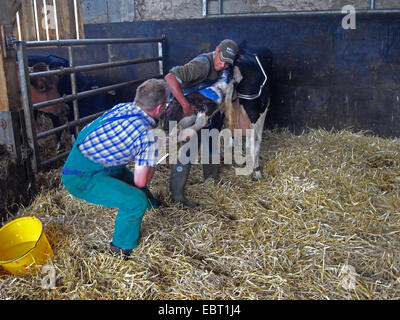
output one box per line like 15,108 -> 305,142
124,189 -> 148,213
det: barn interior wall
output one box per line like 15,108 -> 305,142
80,0 -> 400,23
81,13 -> 400,138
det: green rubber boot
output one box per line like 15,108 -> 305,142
170,163 -> 197,208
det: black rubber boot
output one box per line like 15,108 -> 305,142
202,164 -> 220,181
109,242 -> 132,260
169,163 -> 197,208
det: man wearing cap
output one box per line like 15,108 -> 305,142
164,39 -> 238,207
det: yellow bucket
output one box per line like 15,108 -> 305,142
0,216 -> 53,275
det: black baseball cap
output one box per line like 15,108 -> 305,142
218,39 -> 238,65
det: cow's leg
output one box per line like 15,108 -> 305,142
190,112 -> 208,131
250,100 -> 269,181
202,111 -> 224,181
177,112 -> 209,142
177,115 -> 196,130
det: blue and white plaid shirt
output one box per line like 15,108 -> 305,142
78,102 -> 158,167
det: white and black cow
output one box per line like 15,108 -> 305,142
228,43 -> 272,180
163,42 -> 272,180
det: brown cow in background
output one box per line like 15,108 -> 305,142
28,62 -> 68,117
17,61 -> 69,152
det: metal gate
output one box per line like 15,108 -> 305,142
16,36 -> 165,175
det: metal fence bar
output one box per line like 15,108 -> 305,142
18,36 -> 165,171
33,75 -> 162,111
40,150 -> 70,168
36,74 -> 159,164
37,111 -> 109,167
35,73 -> 162,167
68,46 -> 80,137
37,111 -> 105,140
371,0 -> 375,10
218,0 -> 222,15
202,0 -> 207,17
16,41 -> 41,174
25,36 -> 165,48
158,41 -> 164,76
29,57 -> 162,79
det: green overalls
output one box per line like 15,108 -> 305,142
62,113 -> 157,250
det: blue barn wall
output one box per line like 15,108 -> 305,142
82,13 -> 400,137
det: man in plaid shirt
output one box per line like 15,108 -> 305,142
62,79 -> 168,258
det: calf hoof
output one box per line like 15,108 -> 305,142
177,115 -> 196,130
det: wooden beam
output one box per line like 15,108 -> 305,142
0,1 -> 20,25
35,0 -> 47,41
20,0 -> 37,41
55,0 -> 84,40
75,0 -> 85,39
46,0 -> 57,40
0,0 -> 21,112
56,0 -> 75,39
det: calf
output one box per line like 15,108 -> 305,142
163,67 -> 232,140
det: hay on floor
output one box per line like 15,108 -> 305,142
0,128 -> 399,300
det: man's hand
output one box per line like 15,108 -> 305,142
182,103 -> 196,117
165,73 -> 196,117
134,165 -> 155,188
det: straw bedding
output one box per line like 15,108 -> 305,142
0,128 -> 399,300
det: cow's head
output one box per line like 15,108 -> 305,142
29,62 -> 68,116
233,50 -> 261,91
233,45 -> 272,107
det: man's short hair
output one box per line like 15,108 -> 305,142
134,79 -> 168,110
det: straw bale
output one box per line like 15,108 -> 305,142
0,128 -> 399,300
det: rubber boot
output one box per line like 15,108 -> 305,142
109,242 -> 132,260
202,164 -> 220,181
170,163 -> 197,208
